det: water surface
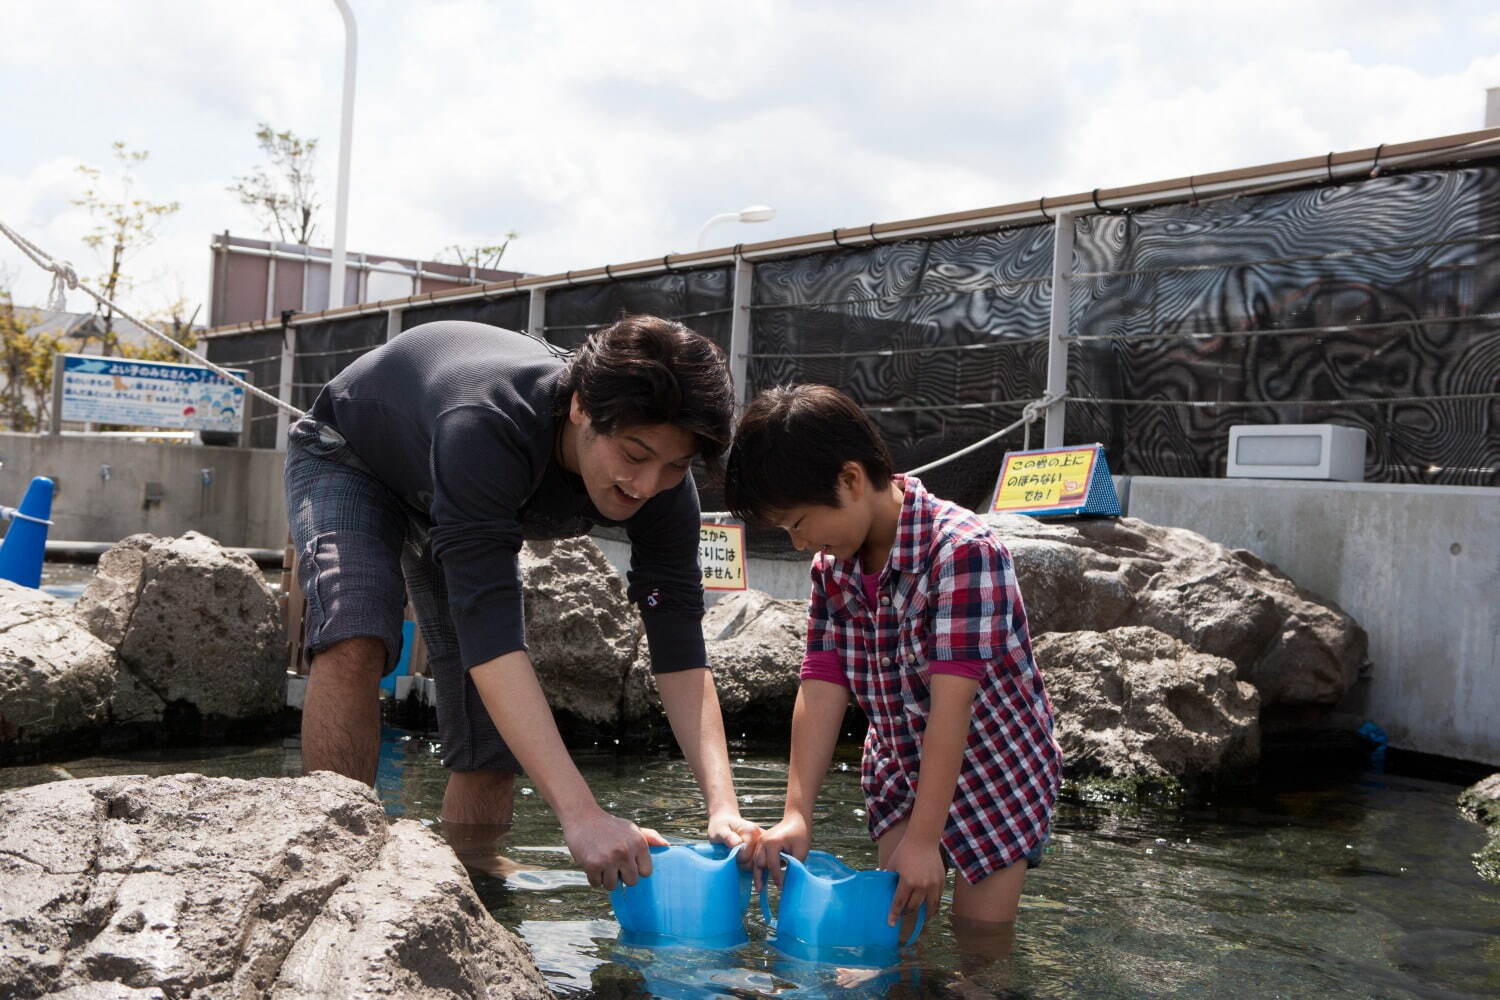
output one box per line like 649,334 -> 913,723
5,732 -> 1496,998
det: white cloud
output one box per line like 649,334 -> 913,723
2,0 -> 1497,323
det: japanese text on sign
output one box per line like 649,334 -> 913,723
699,522 -> 747,591
992,447 -> 1097,512
58,354 -> 248,433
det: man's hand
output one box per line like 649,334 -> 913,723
707,808 -> 761,851
751,813 -> 812,889
885,832 -> 944,927
561,807 -> 667,890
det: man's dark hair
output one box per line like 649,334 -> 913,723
724,384 -> 894,524
561,314 -> 735,467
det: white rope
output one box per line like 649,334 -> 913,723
905,391 -> 1065,476
0,217 -> 306,420
1,505 -> 55,527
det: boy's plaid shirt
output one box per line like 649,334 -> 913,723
804,475 -> 1062,883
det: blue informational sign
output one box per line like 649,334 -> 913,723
58,354 -> 249,432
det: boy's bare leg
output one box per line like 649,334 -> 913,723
951,860 -> 1026,925
301,636 -> 386,784
949,861 -> 1026,994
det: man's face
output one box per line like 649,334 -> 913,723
570,397 -> 698,520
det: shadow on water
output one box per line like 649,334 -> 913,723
7,727 -> 1498,998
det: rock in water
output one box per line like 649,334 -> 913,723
0,772 -> 552,999
1035,626 -> 1261,779
1458,773 -> 1500,885
622,589 -> 805,722
74,532 -> 285,730
519,536 -> 641,725
987,514 -> 1367,712
0,581 -> 119,753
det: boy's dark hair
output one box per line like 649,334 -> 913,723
561,314 -> 735,467
724,384 -> 894,524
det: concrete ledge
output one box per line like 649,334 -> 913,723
1127,477 -> 1499,765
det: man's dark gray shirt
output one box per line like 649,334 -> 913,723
308,320 -> 706,673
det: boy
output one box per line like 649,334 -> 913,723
725,384 -> 1061,953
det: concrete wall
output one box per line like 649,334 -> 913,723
0,433 -> 287,550
1126,477 -> 1499,766
13,430 -> 1489,764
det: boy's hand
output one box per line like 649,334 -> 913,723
751,813 -> 811,889
885,833 -> 944,927
562,806 -> 667,890
707,808 -> 761,850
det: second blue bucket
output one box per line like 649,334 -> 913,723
761,850 -> 925,956
610,842 -> 752,947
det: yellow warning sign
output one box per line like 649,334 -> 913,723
992,446 -> 1097,513
699,522 -> 747,591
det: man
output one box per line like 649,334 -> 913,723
284,315 -> 756,888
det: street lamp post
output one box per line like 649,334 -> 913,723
328,0 -> 357,309
696,205 -> 776,249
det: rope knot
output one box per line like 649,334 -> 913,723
47,260 -> 79,312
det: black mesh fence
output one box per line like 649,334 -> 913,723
400,293 -> 529,333
204,160 -> 1499,497
201,328 -> 283,448
543,267 -> 733,353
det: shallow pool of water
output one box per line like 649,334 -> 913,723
5,729 -> 1496,998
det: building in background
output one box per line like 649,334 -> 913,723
206,233 -> 526,328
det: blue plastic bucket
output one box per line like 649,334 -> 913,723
610,842 -> 752,946
760,850 -> 925,956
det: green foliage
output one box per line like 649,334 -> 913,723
73,141 -> 181,356
230,124 -> 322,245
0,292 -> 62,432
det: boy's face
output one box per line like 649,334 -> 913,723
569,394 -> 697,520
770,468 -> 870,562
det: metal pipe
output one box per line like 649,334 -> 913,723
328,0 -> 357,309
728,257 -> 754,406
1043,212 -> 1075,448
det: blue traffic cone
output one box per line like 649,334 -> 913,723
0,476 -> 55,589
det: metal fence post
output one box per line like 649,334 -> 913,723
528,287 -> 547,341
386,306 -> 403,342
49,356 -> 64,435
274,325 -> 296,451
1044,211 -> 1076,447
729,257 -> 754,407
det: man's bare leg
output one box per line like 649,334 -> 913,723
441,770 -> 528,876
301,636 -> 386,784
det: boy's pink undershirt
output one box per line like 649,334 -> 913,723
799,569 -> 985,685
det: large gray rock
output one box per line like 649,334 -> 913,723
73,532 -> 285,725
1035,626 -> 1261,779
0,771 -> 552,999
519,537 -> 641,725
986,514 -> 1367,711
1458,773 -> 1500,885
624,589 -> 805,720
0,582 -> 119,750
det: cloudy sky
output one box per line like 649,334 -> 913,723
3,0 -> 1498,323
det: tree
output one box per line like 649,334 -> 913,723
115,298 -> 200,364
230,124 -> 322,245
437,232 -> 520,271
73,142 -> 181,356
0,290 -> 63,432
